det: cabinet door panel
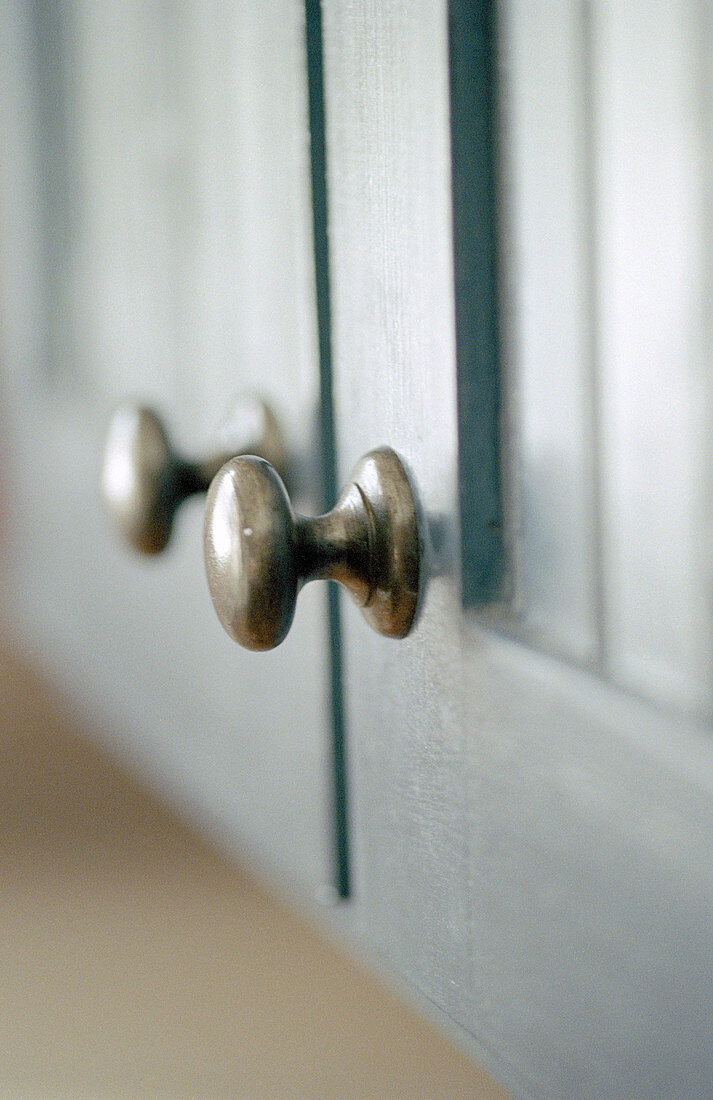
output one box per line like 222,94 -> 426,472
592,0 -> 713,713
502,0 -> 599,662
322,1 -> 713,1095
0,0 -> 333,895
321,0 -> 470,1011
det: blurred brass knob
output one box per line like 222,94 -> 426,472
203,447 -> 421,651
102,397 -> 284,554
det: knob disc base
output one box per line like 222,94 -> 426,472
345,447 -> 421,639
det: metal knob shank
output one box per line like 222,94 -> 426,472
102,397 -> 284,554
203,447 -> 421,650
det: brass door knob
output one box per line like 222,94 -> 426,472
102,397 -> 284,554
203,448 -> 421,651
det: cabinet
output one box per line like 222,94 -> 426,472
4,2 -> 713,1097
0,0 -> 335,894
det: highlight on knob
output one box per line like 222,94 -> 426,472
101,403 -> 181,555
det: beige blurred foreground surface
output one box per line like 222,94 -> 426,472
0,647 -> 507,1098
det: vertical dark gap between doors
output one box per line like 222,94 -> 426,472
304,0 -> 350,899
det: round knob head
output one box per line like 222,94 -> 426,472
203,457 -> 298,651
101,404 -> 177,554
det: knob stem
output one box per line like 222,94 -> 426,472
294,488 -> 372,603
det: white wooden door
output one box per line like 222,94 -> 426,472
321,2 -> 713,1096
0,0 -> 337,898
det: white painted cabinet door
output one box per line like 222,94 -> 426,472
322,2 -> 713,1096
0,1 -> 335,897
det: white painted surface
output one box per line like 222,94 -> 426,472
5,1 -> 713,1096
500,0 -> 599,663
592,0 -> 713,715
322,0 -> 713,1095
321,0 -> 469,1013
0,0 -> 333,895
